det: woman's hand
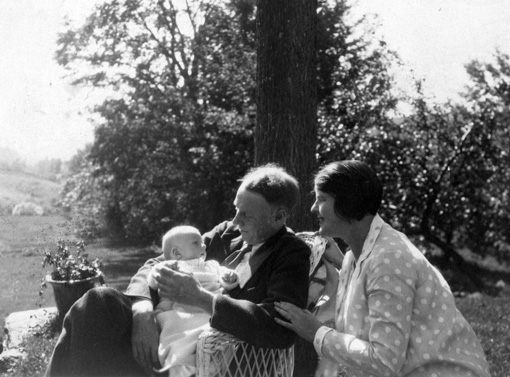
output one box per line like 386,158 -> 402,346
274,302 -> 323,343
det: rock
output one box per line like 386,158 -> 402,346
0,307 -> 59,374
2,307 -> 58,351
0,348 -> 25,373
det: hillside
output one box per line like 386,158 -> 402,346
0,169 -> 62,215
0,147 -> 24,166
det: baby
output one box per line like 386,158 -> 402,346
148,225 -> 238,377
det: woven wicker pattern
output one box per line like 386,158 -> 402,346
197,328 -> 294,377
195,233 -> 327,377
297,232 -> 328,276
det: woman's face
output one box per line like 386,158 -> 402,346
311,187 -> 349,238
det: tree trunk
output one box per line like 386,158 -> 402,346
256,0 -> 318,232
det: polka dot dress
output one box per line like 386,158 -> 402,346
313,215 -> 491,377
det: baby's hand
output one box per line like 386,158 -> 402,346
222,270 -> 238,284
219,268 -> 239,290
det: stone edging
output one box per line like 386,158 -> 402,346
0,307 -> 58,372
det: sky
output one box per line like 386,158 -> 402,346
355,0 -> 510,103
1,0 -> 510,164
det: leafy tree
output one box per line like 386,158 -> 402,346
387,54 -> 510,268
344,62 -> 510,289
57,0 -> 256,241
460,50 -> 510,261
315,0 -> 400,164
59,153 -> 113,240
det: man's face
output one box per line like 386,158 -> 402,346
232,185 -> 280,245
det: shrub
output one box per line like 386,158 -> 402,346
12,202 -> 44,216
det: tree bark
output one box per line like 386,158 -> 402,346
256,0 -> 318,232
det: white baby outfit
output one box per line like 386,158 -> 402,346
147,258 -> 237,377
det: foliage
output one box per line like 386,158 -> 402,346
315,0 -> 400,164
57,0 -> 255,241
59,151 -> 112,240
12,202 -> 44,216
41,240 -> 102,282
0,316 -> 62,377
459,50 -> 510,261
364,52 -> 510,266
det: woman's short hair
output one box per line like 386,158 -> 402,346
314,160 -> 382,221
240,163 -> 299,213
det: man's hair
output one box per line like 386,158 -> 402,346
314,160 -> 382,221
240,163 -> 299,213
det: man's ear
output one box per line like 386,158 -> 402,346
274,208 -> 287,223
172,247 -> 182,260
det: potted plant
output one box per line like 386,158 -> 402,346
40,240 -> 104,317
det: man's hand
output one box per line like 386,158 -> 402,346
153,264 -> 215,314
131,300 -> 160,373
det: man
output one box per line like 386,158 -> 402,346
45,164 -> 311,376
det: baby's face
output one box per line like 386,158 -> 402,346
164,232 -> 206,260
179,233 -> 207,260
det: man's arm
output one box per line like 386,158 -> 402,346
131,299 -> 160,372
124,255 -> 164,372
125,255 -> 164,300
210,235 -> 310,349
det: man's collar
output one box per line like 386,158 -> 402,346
261,225 -> 287,246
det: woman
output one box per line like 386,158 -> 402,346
275,161 -> 490,377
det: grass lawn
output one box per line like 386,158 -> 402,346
1,214 -> 509,376
456,289 -> 510,376
0,215 -> 158,335
0,170 -> 60,216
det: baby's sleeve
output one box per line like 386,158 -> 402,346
146,267 -> 158,290
147,260 -> 172,290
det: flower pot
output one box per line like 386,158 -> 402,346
46,272 -> 104,317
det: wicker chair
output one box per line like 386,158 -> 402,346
196,232 -> 328,377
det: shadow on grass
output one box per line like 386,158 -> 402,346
85,239 -> 161,292
440,256 -> 510,297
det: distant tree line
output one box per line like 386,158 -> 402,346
0,147 -> 63,181
58,0 -> 509,272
